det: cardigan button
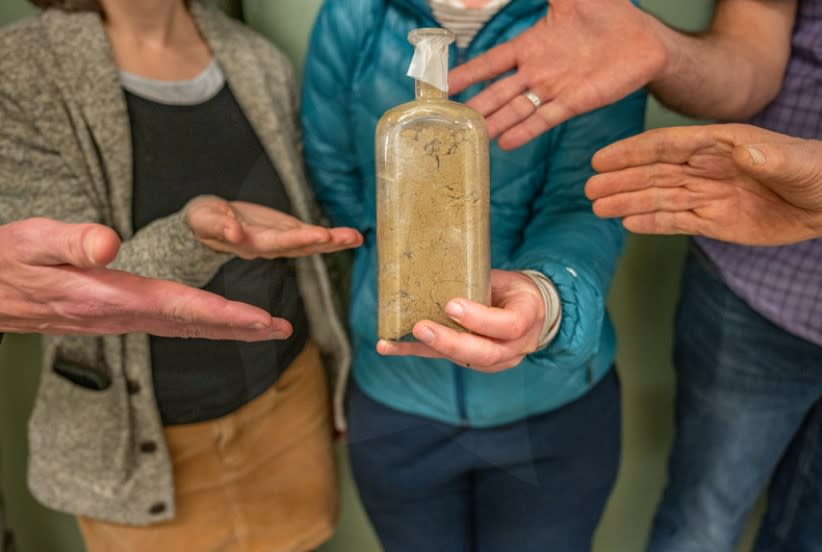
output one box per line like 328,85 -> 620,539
148,502 -> 166,515
140,441 -> 157,454
126,379 -> 141,395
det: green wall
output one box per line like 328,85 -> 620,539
0,1 -> 765,551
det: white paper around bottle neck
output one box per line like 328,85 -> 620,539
406,35 -> 451,93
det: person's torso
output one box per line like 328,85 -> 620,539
698,0 -> 822,346
311,0 -> 617,427
7,5 -> 351,524
126,76 -> 308,425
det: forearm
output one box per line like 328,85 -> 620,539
651,28 -> 779,119
649,0 -> 796,120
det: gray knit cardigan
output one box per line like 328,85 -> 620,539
0,3 -> 350,525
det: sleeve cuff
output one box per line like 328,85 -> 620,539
520,270 -> 562,351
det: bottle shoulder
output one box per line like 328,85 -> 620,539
377,99 -> 487,133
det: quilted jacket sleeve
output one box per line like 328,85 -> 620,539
507,90 -> 647,368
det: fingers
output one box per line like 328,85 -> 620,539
592,188 -> 706,219
19,262 -> 294,340
591,124 -> 773,172
377,321 -> 521,372
411,321 -> 522,371
374,272 -> 541,372
496,101 -> 575,150
186,197 -> 243,243
326,227 -> 364,248
585,163 -> 692,200
221,201 -> 363,258
464,73 -> 528,118
591,127 -> 711,173
228,201 -> 302,229
481,89 -> 581,150
443,297 -> 537,342
621,211 -> 706,237
12,218 -> 121,268
252,225 -> 331,250
732,143 -> 788,188
587,163 -> 722,219
484,92 -> 546,139
83,226 -> 121,266
448,39 -> 519,96
221,217 -> 245,244
155,284 -> 293,341
242,225 -> 361,258
376,338 -> 443,359
101,270 -> 294,341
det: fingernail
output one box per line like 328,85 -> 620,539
377,339 -> 392,355
746,146 -> 767,166
272,331 -> 289,339
417,325 -> 435,344
250,321 -> 270,330
445,301 -> 464,318
84,232 -> 99,265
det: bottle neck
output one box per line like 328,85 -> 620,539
415,80 -> 447,100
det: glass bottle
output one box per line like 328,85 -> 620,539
376,28 -> 490,341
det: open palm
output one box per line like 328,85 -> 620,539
585,124 -> 822,246
448,0 -> 665,150
186,196 -> 363,259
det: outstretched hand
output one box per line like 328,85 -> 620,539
185,196 -> 363,259
377,270 -> 545,373
585,124 -> 822,246
448,0 -> 665,150
0,218 -> 292,339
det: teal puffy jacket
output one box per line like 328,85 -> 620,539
302,0 -> 646,427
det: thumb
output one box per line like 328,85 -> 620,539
186,196 -> 242,243
16,219 -> 120,268
732,140 -> 822,190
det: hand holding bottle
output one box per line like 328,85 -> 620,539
186,195 -> 363,259
377,270 -> 546,372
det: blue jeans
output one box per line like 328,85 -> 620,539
346,369 -> 621,552
648,248 -> 822,552
754,399 -> 822,551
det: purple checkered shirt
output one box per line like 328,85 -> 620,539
697,0 -> 822,346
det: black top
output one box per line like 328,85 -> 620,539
126,85 -> 308,425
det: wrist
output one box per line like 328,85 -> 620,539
520,270 -> 561,350
645,14 -> 682,88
